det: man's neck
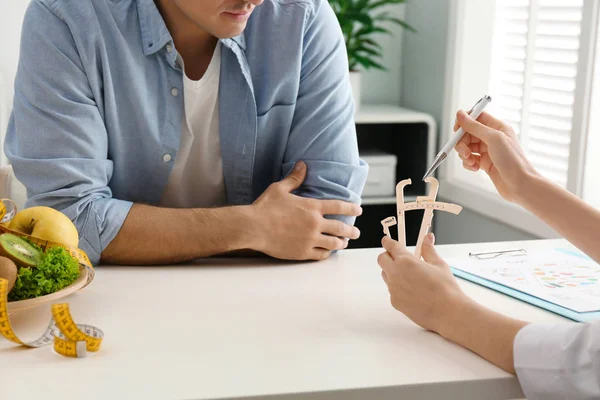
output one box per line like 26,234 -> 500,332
155,0 -> 218,80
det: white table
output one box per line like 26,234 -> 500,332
1,239 -> 573,399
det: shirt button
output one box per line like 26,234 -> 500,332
163,153 -> 172,162
171,88 -> 179,97
166,44 -> 173,53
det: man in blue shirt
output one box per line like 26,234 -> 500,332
5,0 -> 368,266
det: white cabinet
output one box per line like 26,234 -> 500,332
351,104 -> 438,248
357,105 -> 437,205
360,150 -> 398,197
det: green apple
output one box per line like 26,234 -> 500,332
8,206 -> 79,248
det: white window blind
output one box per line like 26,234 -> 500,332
488,0 -> 584,189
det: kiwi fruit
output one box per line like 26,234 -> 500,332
0,233 -> 43,268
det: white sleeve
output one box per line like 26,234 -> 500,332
513,320 -> 600,400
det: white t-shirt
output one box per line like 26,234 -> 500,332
160,42 -> 227,208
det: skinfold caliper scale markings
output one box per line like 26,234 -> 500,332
381,177 -> 463,259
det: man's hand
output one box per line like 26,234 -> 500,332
377,233 -> 468,334
249,161 -> 362,261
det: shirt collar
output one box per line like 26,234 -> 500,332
137,0 -> 247,55
226,33 -> 246,51
137,0 -> 173,55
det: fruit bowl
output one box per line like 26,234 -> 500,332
6,264 -> 90,315
0,198 -> 95,316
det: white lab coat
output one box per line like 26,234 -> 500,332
513,320 -> 600,399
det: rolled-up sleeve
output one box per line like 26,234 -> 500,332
513,321 -> 600,400
281,0 -> 368,225
4,0 -> 132,265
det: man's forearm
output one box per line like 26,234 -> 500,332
439,298 -> 528,374
100,203 -> 257,265
517,175 -> 600,263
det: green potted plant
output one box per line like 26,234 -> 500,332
328,0 -> 415,112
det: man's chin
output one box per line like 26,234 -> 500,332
212,26 -> 247,39
213,13 -> 252,37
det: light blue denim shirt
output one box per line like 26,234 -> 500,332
5,0 -> 368,265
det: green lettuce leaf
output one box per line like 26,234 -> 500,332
8,246 -> 80,302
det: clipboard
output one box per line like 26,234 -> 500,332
449,247 -> 600,323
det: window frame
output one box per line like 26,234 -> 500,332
439,0 -> 600,239
582,8 -> 600,208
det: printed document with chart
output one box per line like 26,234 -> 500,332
448,249 -> 600,313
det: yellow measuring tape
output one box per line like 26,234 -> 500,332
0,199 -> 103,358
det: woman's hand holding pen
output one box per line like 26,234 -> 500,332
454,109 -> 600,264
453,110 -> 541,204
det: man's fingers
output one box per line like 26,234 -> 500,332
317,235 -> 347,251
309,248 -> 332,261
321,219 -> 360,239
318,199 -> 362,217
278,161 -> 307,192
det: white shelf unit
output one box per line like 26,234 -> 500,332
361,195 -> 418,206
356,104 -> 437,205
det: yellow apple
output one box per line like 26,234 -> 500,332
8,206 -> 79,248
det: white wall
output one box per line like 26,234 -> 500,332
0,1 -> 30,124
359,4 -> 407,105
434,198 -> 538,244
399,0 -> 450,124
0,1 -> 30,167
399,0 -> 539,245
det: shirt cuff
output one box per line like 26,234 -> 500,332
513,321 -> 598,399
78,198 -> 133,266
